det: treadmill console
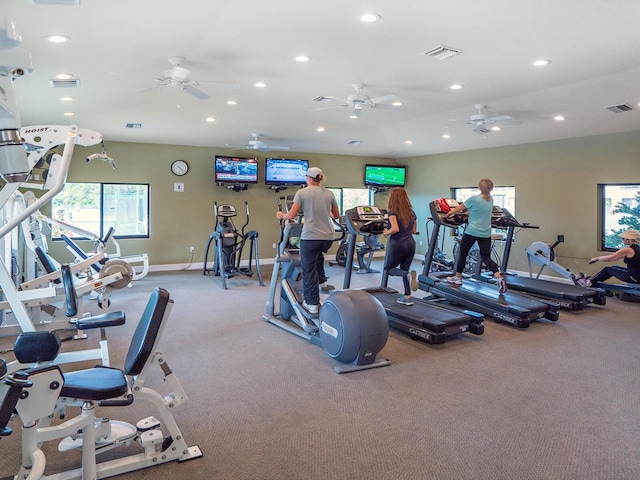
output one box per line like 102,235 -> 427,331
491,206 -> 523,228
345,206 -> 388,235
429,198 -> 468,227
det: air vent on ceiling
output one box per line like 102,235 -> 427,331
606,104 -> 634,113
125,123 -> 143,129
312,96 -> 335,103
348,140 -> 362,146
49,79 -> 80,88
422,45 -> 462,60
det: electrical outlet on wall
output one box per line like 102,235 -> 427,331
189,246 -> 195,253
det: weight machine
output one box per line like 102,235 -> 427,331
203,201 -> 264,289
0,284 -> 202,479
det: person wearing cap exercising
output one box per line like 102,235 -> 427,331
276,167 -> 340,315
582,228 -> 640,286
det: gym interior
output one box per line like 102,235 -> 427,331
1,2 -> 639,480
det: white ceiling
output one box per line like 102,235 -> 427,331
3,0 -> 640,159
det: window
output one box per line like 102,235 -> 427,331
452,185 -> 515,215
599,183 -> 640,251
452,184 -> 516,236
327,187 -> 374,215
51,182 -> 150,239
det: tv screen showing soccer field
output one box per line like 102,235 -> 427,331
364,164 -> 406,187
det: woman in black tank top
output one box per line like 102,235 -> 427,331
587,228 -> 640,285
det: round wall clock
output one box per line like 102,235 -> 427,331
171,160 -> 189,176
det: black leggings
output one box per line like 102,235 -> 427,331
455,234 -> 499,275
384,237 -> 416,295
590,266 -> 639,285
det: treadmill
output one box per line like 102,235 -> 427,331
342,206 -> 485,344
475,214 -> 607,310
418,199 -> 559,329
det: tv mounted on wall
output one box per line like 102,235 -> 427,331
215,156 -> 258,184
364,164 -> 406,188
265,158 -> 309,186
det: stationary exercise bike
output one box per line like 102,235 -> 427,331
331,224 -> 384,273
425,217 -> 454,273
263,196 -> 390,373
203,201 -> 264,289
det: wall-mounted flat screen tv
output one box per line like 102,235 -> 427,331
215,156 -> 258,184
265,158 -> 309,186
364,164 -> 406,187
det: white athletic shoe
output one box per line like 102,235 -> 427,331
446,276 -> 462,285
302,301 -> 319,315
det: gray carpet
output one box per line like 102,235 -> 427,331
1,261 -> 639,480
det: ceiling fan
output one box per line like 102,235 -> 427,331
312,83 -> 403,118
151,57 -> 239,100
226,133 -> 290,152
467,104 -> 523,133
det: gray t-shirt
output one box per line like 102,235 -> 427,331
292,186 -> 337,240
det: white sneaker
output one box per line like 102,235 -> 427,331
446,276 -> 462,285
302,301 -> 319,315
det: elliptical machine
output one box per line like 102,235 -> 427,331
263,196 -> 390,373
203,202 -> 264,289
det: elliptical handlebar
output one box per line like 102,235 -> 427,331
241,201 -> 250,237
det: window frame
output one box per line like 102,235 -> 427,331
598,183 -> 640,251
451,185 -> 516,235
327,187 -> 374,215
50,182 -> 150,241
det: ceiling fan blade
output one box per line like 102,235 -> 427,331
311,104 -> 347,111
264,145 -> 290,151
487,115 -> 523,126
183,85 -> 210,100
369,93 -> 397,104
370,103 -> 404,110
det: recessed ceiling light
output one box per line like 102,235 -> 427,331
360,13 -> 381,22
450,84 -> 463,90
46,35 -> 69,43
63,112 -> 74,116
56,73 -> 73,79
206,117 -> 216,122
392,101 -> 403,107
226,100 -> 237,105
442,134 -> 451,139
491,125 -> 501,131
405,140 -> 413,145
254,82 -> 268,88
554,115 -> 566,121
533,59 -> 551,67
59,96 -> 73,102
295,55 -> 311,62
316,127 -> 325,132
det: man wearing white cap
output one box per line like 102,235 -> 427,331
276,167 -> 340,315
585,228 -> 640,286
